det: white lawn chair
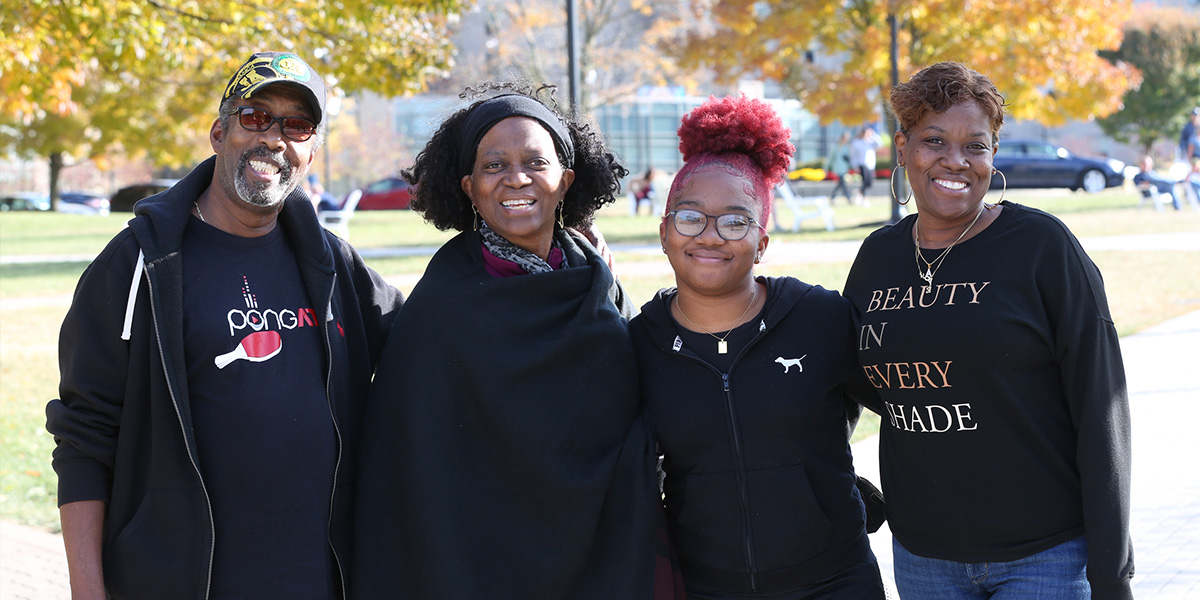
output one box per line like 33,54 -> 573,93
1138,186 -> 1172,212
319,189 -> 361,239
772,182 -> 836,232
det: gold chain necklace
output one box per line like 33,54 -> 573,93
675,285 -> 758,355
193,201 -> 206,223
913,207 -> 984,293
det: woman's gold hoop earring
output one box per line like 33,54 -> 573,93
556,201 -> 565,229
472,205 -> 480,231
890,165 -> 912,206
988,169 -> 1007,209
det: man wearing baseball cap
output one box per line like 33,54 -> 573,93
48,52 -> 402,599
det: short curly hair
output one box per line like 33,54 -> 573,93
667,94 -> 794,223
403,82 -> 628,232
889,62 -> 1007,145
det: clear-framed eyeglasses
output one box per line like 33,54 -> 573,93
667,209 -> 761,241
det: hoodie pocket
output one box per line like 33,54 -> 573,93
667,465 -> 836,574
667,470 -> 744,571
105,491 -> 209,599
745,464 -> 834,570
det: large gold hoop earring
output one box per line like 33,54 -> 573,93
472,205 -> 480,231
890,165 -> 912,205
556,201 -> 565,229
988,169 -> 1007,209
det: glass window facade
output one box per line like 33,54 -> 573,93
388,91 -> 860,185
593,95 -> 848,176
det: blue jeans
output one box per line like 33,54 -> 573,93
892,536 -> 1089,599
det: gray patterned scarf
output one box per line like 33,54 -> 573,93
479,221 -> 565,275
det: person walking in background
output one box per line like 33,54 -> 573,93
1186,157 -> 1200,202
45,52 -> 402,599
630,166 -> 658,215
825,130 -> 855,205
631,94 -> 885,599
843,61 -> 1133,599
1180,107 -> 1200,162
848,127 -> 883,204
350,83 -> 673,599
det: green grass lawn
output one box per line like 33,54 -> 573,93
1,186 -> 1197,529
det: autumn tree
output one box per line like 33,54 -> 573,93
442,0 -> 687,111
665,0 -> 1138,127
1098,8 -> 1200,154
0,0 -> 462,208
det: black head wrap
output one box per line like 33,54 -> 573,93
458,94 -> 575,176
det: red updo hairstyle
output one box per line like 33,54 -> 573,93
667,94 -> 795,224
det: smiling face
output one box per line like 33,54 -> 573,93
660,167 -> 768,298
210,86 -> 317,213
460,116 -> 575,259
896,100 -> 997,224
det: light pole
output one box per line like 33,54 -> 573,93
323,92 -> 342,193
888,12 -> 905,224
566,0 -> 582,114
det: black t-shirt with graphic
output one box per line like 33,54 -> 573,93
842,202 -> 1132,591
182,216 -> 336,599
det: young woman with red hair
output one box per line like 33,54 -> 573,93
629,95 -> 886,599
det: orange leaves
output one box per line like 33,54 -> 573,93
667,0 -> 1138,127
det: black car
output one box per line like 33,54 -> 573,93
991,139 -> 1124,194
109,180 -> 178,212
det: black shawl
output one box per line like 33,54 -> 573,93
350,229 -> 659,599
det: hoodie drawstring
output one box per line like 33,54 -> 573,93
121,249 -> 145,341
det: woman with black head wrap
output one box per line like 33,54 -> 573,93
350,83 -> 673,599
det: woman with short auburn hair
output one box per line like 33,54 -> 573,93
844,61 -> 1134,599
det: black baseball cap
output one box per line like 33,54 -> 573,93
222,52 -> 326,125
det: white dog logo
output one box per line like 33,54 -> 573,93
775,355 -> 807,373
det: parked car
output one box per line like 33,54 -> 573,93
110,179 -> 178,212
991,139 -> 1124,194
58,192 -> 111,215
351,177 -> 412,210
0,192 -> 50,211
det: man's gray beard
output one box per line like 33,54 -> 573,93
234,149 -> 297,208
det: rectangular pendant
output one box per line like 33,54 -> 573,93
718,340 -> 728,354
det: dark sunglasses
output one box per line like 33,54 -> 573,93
667,209 -> 760,241
228,106 -> 317,142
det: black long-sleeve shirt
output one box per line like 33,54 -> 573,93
843,202 -> 1133,599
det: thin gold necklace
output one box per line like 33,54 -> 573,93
675,285 -> 758,355
913,207 -> 984,293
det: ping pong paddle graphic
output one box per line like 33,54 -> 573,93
214,330 -> 282,369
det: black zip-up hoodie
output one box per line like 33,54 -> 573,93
630,276 -> 876,596
46,157 -> 403,600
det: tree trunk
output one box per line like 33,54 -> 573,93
49,151 -> 64,212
